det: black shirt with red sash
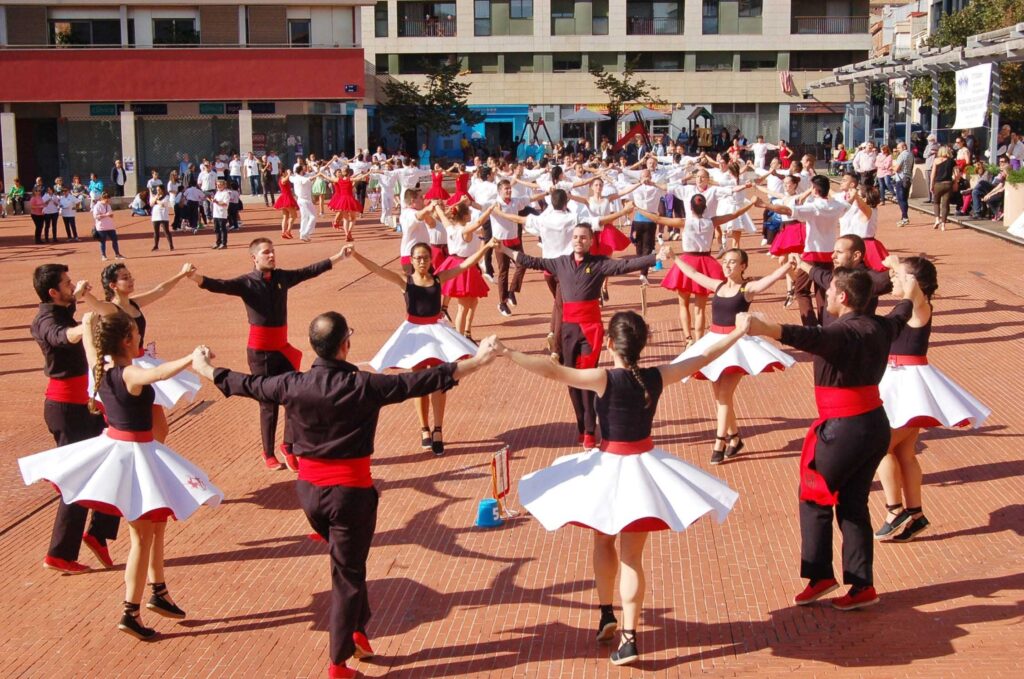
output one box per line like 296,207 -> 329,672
32,302 -> 90,404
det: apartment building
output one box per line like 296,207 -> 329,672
1,1 -> 373,194
361,0 -> 872,156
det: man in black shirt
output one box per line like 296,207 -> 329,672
789,234 -> 892,324
192,312 -> 496,679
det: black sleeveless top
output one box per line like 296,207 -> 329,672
122,299 -> 147,348
889,316 -> 932,357
711,283 -> 750,327
932,159 -> 953,183
405,275 -> 442,317
595,368 -> 664,442
99,365 -> 155,431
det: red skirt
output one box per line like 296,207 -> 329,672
445,190 -> 469,206
437,256 -> 490,298
424,184 -> 450,201
769,222 -> 805,256
329,193 -> 362,212
863,237 -> 890,272
274,191 -> 298,210
430,244 -> 449,270
598,225 -> 631,252
661,253 -> 723,295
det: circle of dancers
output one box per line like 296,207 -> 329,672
19,146 -> 992,679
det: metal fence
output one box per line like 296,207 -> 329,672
61,118 -> 121,184
134,116 -> 239,181
252,117 -> 289,160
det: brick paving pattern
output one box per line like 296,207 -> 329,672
0,200 -> 1021,678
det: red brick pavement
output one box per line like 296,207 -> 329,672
1,202 -> 1021,678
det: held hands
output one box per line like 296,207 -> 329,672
73,280 -> 91,300
656,244 -> 673,261
180,262 -> 196,278
882,254 -> 900,270
474,335 -> 499,364
341,244 -> 355,258
787,253 -> 802,269
734,312 -> 753,335
191,345 -> 215,373
486,237 -> 500,250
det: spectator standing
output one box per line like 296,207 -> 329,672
29,188 -> 46,243
198,163 -> 218,220
260,155 -> 277,206
244,152 -> 262,196
110,160 -> 127,197
58,187 -> 80,241
146,170 -> 163,197
852,143 -> 878,187
922,134 -> 938,203
42,187 -> 61,241
266,150 -> 282,197
930,146 -> 955,232
892,142 -> 914,226
178,153 -> 191,178
823,128 -> 833,151
229,154 -> 243,191
150,186 -> 173,251
209,178 -> 232,249
418,143 -> 431,170
92,192 -> 124,260
875,145 -> 894,204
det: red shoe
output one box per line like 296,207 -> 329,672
82,533 -> 114,569
264,455 -> 285,470
42,556 -> 91,575
283,447 -> 299,472
794,578 -> 839,606
353,631 -> 374,659
328,662 -> 357,678
582,433 -> 597,449
308,532 -> 327,543
831,586 -> 879,611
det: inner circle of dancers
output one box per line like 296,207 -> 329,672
19,142 -> 992,679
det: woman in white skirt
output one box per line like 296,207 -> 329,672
670,249 -> 797,464
711,158 -> 757,251
875,255 -> 990,542
347,238 -> 496,455
495,310 -> 749,666
19,311 -> 222,640
84,261 -> 200,442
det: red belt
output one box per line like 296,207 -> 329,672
562,300 -> 604,369
710,324 -> 735,334
105,426 -> 155,443
45,375 -> 89,405
599,437 -> 653,455
800,386 -> 883,505
889,354 -> 928,366
247,325 -> 302,371
298,456 -> 372,488
802,252 -> 832,263
407,314 -> 441,325
500,238 -> 522,247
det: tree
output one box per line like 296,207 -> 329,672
380,59 -> 485,149
589,59 -> 667,135
910,0 -> 1024,125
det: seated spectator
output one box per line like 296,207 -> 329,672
130,189 -> 152,216
830,144 -> 849,175
970,155 -> 1010,219
71,175 -> 89,210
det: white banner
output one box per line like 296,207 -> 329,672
952,63 -> 993,130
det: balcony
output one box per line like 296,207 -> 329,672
792,16 -> 870,35
399,17 -> 457,37
627,17 -> 681,35
551,16 -> 609,36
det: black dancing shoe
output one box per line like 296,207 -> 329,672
147,593 -> 186,619
118,603 -> 157,641
724,433 -> 744,460
596,608 -> 618,642
891,513 -> 930,542
431,427 -> 444,457
710,437 -> 727,465
610,630 -> 638,666
874,505 -> 912,540
420,427 -> 432,451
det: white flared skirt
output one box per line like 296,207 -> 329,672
88,354 -> 201,409
672,332 -> 796,382
19,431 -> 223,521
718,195 -> 758,234
879,363 -> 991,429
518,446 -> 738,535
369,320 -> 477,372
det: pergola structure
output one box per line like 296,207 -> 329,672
805,22 -> 1024,160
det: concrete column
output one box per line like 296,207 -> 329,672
1,112 -> 17,190
354,107 -> 369,154
239,6 -> 248,45
120,5 -> 129,46
120,110 -> 138,196
989,67 -> 1000,162
930,75 -> 939,132
864,79 -> 872,146
778,105 -> 790,143
239,109 -> 254,193
882,83 -> 891,145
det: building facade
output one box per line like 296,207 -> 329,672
361,0 -> 872,156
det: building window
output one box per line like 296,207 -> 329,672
738,0 -> 762,17
375,53 -> 390,74
475,0 -> 491,36
696,51 -> 733,72
702,0 -> 719,35
553,53 -> 583,72
510,0 -> 534,20
153,19 -> 198,45
49,19 -> 121,46
399,3 -> 457,38
468,53 -> 500,73
375,2 -> 388,38
739,51 -> 776,70
289,19 -> 311,46
505,53 -> 534,74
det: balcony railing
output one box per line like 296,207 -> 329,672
551,16 -> 609,36
398,17 -> 457,38
627,16 -> 681,35
792,16 -> 870,35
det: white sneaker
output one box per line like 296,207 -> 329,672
639,274 -> 649,286
760,238 -> 768,246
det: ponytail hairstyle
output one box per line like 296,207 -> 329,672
447,201 -> 471,224
100,262 -> 127,301
901,256 -> 939,299
690,193 -> 708,217
607,311 -> 652,409
727,161 -> 741,181
88,311 -> 135,414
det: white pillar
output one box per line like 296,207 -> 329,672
1,112 -> 17,190
120,110 -> 138,196
354,107 -> 368,154
120,5 -> 129,46
239,109 -> 254,193
238,6 -> 248,45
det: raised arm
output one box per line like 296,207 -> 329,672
744,260 -> 796,297
131,262 -> 196,307
495,339 -> 609,395
710,199 -> 755,227
123,348 -> 200,393
635,206 -> 684,228
437,239 -> 498,284
492,206 -> 528,225
658,321 -> 749,386
672,256 -> 723,291
346,245 -> 406,290
596,203 -> 635,225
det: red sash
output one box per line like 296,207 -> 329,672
562,300 -> 603,369
709,324 -> 735,334
298,456 -> 372,488
889,354 -> 928,367
802,251 -> 833,263
500,238 -> 522,247
248,325 -> 302,371
800,386 -> 883,505
407,314 -> 441,325
105,427 -> 155,443
45,375 -> 90,405
599,437 -> 653,455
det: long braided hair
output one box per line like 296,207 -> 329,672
607,311 -> 652,409
100,262 -> 127,301
87,311 -> 135,415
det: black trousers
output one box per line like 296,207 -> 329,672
545,275 -> 562,341
264,175 -> 278,205
353,181 -> 367,212
479,220 -> 495,276
153,220 -> 173,248
213,218 -> 229,247
794,262 -> 833,327
247,348 -> 295,457
43,400 -> 120,560
496,239 -> 525,302
562,322 -> 596,436
800,407 -> 891,587
32,214 -> 45,242
297,480 -> 377,665
62,216 -> 78,239
633,220 -> 657,276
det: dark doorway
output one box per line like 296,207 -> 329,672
485,122 -> 513,156
16,118 -> 59,183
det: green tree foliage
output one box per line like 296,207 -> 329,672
589,60 -> 667,131
380,60 -> 485,144
910,0 -> 1024,123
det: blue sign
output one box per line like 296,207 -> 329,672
344,84 -> 358,93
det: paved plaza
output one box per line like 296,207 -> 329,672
1,201 -> 1021,678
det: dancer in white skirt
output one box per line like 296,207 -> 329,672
669,249 -> 797,464
495,310 -> 748,666
874,255 -> 991,542
84,261 -> 200,441
711,159 -> 758,251
19,311 -> 222,641
347,239 -> 496,455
